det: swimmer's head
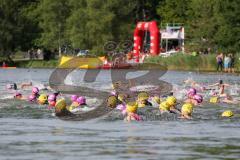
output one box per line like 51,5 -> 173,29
38,94 -> 48,105
193,94 -> 203,103
221,110 -> 234,117
187,88 -> 197,97
107,95 -> 118,108
76,96 -> 86,105
137,92 -> 149,101
166,96 -> 177,106
181,103 -> 193,116
13,83 -> 17,90
219,80 -> 223,84
118,93 -> 126,102
14,92 -> 22,99
32,87 -> 39,94
48,94 -> 56,102
28,94 -> 36,101
6,83 -> 17,90
126,102 -> 138,113
110,91 -> 117,96
71,95 -> 78,102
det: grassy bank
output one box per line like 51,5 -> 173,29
145,53 -> 240,72
14,60 -> 58,68
2,54 -> 240,72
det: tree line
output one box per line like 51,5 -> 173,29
0,0 -> 239,56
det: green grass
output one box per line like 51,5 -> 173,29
1,53 -> 240,71
14,60 -> 58,68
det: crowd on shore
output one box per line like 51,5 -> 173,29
216,53 -> 235,73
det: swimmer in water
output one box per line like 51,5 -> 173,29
28,87 -> 40,102
14,92 -> 23,100
179,103 -> 193,120
220,94 -> 240,104
20,82 -> 33,89
6,83 -> 18,90
69,96 -> 89,113
159,96 -> 180,114
185,88 -> 203,106
136,92 -> 152,108
13,92 -> 28,100
208,80 -> 230,97
38,94 -> 48,105
184,78 -> 202,89
48,94 -> 57,107
125,102 -> 142,122
186,94 -> 203,106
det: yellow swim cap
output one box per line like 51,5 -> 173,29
166,96 -> 177,106
210,97 -> 218,103
221,110 -> 234,117
153,96 -> 161,104
159,101 -> 170,111
137,100 -> 146,108
55,99 -> 67,111
38,94 -> 48,104
68,106 -> 76,112
118,93 -> 126,102
107,96 -> 118,108
112,81 -> 121,89
137,92 -> 149,101
126,102 -> 138,113
181,103 -> 193,115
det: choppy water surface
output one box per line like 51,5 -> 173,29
0,69 -> 240,160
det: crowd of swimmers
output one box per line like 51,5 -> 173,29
6,78 -> 238,122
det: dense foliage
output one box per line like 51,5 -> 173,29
0,0 -> 239,56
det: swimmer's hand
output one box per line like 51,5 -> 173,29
178,115 -> 192,120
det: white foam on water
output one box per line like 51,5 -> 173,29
130,84 -> 158,92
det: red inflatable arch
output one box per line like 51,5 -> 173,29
133,21 -> 160,62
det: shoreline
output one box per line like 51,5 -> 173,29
1,54 -> 239,75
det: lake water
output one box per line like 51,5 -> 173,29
0,69 -> 240,160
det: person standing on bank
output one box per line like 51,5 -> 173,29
216,53 -> 223,72
224,54 -> 231,73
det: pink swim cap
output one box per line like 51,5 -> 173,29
15,92 -> 22,97
194,94 -> 203,103
76,96 -> 86,105
187,88 -> 197,96
110,91 -> 117,96
32,87 -> 39,94
28,94 -> 36,101
71,95 -> 78,102
116,104 -> 126,111
48,94 -> 56,102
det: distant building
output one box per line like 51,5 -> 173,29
160,23 -> 185,54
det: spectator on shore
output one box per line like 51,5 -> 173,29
216,53 -> 223,72
28,49 -> 34,60
224,54 -> 231,72
2,61 -> 7,67
229,53 -> 235,73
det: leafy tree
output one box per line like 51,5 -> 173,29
0,0 -> 26,55
35,0 -> 70,52
157,0 -> 190,25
